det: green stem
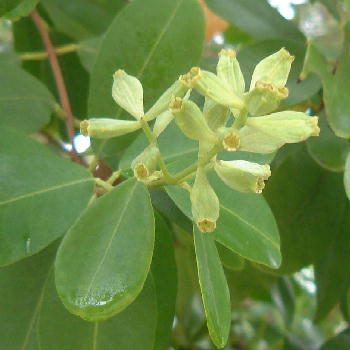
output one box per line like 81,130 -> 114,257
140,118 -> 172,181
94,178 -> 114,191
107,170 -> 121,185
233,107 -> 248,129
20,43 -> 79,61
149,142 -> 222,188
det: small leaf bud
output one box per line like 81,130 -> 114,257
250,48 -> 295,91
80,118 -> 142,138
245,81 -> 289,116
144,79 -> 189,121
190,167 -> 220,233
217,49 -> 245,96
131,145 -> 160,181
214,160 -> 271,194
180,67 -> 244,109
112,70 -> 144,120
169,97 -> 218,143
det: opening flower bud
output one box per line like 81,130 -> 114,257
217,49 -> 245,96
112,70 -> 144,120
214,160 -> 271,193
245,81 -> 289,116
169,97 -> 217,143
80,118 -> 142,138
190,167 -> 220,233
180,67 -> 244,109
131,145 -> 160,181
144,79 -> 189,121
250,48 -> 295,91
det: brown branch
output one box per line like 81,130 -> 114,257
31,10 -> 82,164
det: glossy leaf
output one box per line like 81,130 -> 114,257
307,111 -> 349,172
0,243 -> 158,350
88,0 -> 204,165
217,243 -> 245,271
42,0 -> 126,40
55,178 -> 155,321
205,0 -> 304,41
0,128 -> 94,266
193,226 -> 231,348
0,63 -> 55,133
166,173 -> 281,269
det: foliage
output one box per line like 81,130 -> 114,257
1,0 -> 350,349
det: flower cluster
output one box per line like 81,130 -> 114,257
81,48 -> 320,233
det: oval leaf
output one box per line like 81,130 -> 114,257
0,128 -> 94,266
194,226 -> 231,348
55,178 -> 155,321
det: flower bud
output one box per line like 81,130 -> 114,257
180,67 -> 244,109
214,160 -> 271,194
217,49 -> 245,96
190,167 -> 220,233
153,110 -> 174,137
112,70 -> 144,120
245,81 -> 289,116
144,79 -> 189,121
250,48 -> 294,91
80,118 -> 142,138
203,98 -> 230,131
247,111 -> 319,140
131,145 -> 160,181
169,97 -> 217,143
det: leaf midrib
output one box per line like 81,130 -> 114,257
219,203 -> 279,249
0,178 -> 93,206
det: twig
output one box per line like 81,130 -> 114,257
20,43 -> 79,61
31,10 -> 81,164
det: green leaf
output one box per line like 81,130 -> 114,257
0,63 -> 55,133
42,0 -> 126,40
237,40 -> 321,108
217,243 -> 245,271
55,178 -> 155,321
0,242 -> 56,349
193,226 -> 231,349
0,128 -> 94,266
0,0 -> 23,16
77,36 -> 101,73
0,243 -> 158,350
271,277 -> 295,327
4,0 -> 39,20
205,0 -> 304,41
166,173 -> 281,269
88,0 -> 204,165
152,212 -> 177,350
307,111 -> 349,172
320,329 -> 350,350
